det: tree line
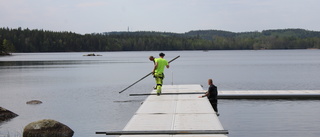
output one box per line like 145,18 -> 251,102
1,27 -> 320,54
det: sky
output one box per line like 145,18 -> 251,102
1,0 -> 320,34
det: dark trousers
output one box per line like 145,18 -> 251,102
209,99 -> 218,112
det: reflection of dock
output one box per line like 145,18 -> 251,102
97,84 -> 228,136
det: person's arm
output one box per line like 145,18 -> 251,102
166,60 -> 169,68
199,92 -> 209,98
152,62 -> 158,74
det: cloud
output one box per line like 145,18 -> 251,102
1,0 -> 320,34
76,1 -> 108,8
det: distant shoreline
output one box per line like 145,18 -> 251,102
0,53 -> 12,56
1,28 -> 320,52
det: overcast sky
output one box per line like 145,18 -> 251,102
1,0 -> 320,34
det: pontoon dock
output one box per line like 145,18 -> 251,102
97,84 -> 228,137
97,84 -> 320,136
218,90 -> 320,99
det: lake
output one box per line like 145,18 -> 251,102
1,50 -> 320,137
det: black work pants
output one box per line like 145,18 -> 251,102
209,99 -> 218,112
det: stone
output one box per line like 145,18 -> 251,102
26,100 -> 43,105
83,53 -> 95,56
83,53 -> 102,56
23,119 -> 74,137
0,107 -> 18,122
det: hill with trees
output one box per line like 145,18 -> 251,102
1,27 -> 320,54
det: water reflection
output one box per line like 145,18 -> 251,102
0,60 -> 145,70
0,60 -> 144,66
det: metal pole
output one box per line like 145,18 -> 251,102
171,71 -> 173,85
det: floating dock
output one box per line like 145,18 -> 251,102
130,88 -> 320,99
97,85 -> 320,136
97,84 -> 228,137
218,90 -> 320,99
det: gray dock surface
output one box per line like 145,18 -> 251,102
219,90 -> 320,99
98,85 -> 320,136
130,88 -> 320,99
120,84 -> 227,137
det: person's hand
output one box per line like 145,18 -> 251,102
198,96 -> 203,98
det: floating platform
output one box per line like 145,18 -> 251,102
130,87 -> 320,99
97,85 -> 320,136
97,84 -> 228,137
218,90 -> 320,99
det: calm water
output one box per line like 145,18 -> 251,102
0,50 -> 320,137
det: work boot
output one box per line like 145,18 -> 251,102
156,87 -> 161,96
156,90 -> 161,96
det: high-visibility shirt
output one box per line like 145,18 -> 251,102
154,58 -> 168,74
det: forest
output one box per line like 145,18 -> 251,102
1,27 -> 320,54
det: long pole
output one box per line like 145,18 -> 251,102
119,55 -> 180,94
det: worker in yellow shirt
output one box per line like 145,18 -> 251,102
152,53 -> 169,96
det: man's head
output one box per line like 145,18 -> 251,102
159,53 -> 165,57
208,79 -> 213,85
149,56 -> 155,61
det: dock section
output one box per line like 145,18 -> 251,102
218,90 -> 320,99
119,84 -> 227,137
130,89 -> 320,99
97,85 -> 320,136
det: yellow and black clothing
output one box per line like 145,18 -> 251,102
153,58 -> 168,95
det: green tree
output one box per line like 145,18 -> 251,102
1,39 -> 15,55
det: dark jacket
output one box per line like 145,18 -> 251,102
207,84 -> 218,102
